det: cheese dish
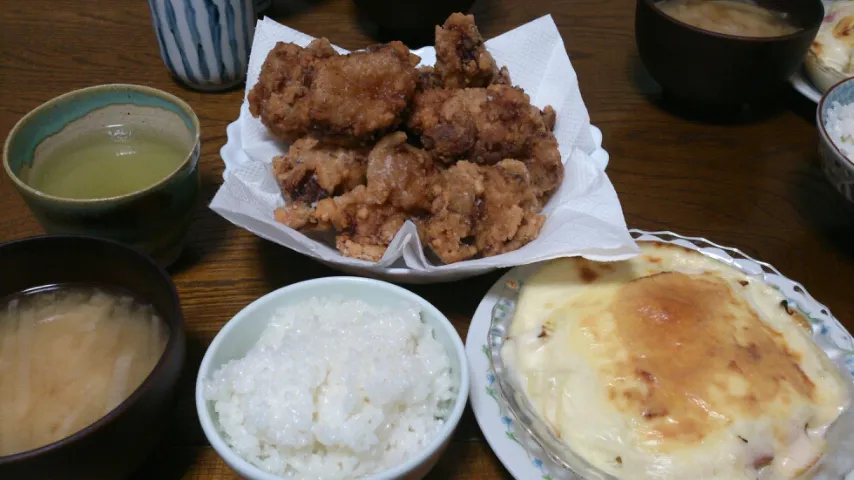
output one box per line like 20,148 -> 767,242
501,242 -> 850,479
805,1 -> 854,93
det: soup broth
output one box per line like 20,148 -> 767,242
657,0 -> 799,37
0,285 -> 169,456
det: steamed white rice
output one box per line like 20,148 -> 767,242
204,297 -> 455,479
825,101 -> 854,159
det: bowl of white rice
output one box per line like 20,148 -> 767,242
818,77 -> 854,204
195,277 -> 469,480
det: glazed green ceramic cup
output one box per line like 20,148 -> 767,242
3,84 -> 200,266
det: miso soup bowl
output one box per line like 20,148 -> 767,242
635,0 -> 824,107
0,235 -> 186,480
2,84 -> 201,267
353,0 -> 475,46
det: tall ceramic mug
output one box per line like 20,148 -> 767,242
147,0 -> 256,91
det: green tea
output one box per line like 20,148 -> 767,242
25,126 -> 188,199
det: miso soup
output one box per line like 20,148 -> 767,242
657,0 -> 800,37
0,285 -> 169,456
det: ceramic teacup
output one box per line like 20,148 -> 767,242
3,84 -> 201,267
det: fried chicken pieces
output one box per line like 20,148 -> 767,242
432,12 -> 510,89
256,13 -> 563,263
314,132 -> 436,261
249,38 -> 419,144
418,160 -> 545,264
407,85 -> 562,201
272,137 -> 369,230
274,133 -> 435,261
416,13 -> 510,92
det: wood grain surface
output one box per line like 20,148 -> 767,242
2,0 -> 853,478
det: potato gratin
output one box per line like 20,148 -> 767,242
502,243 -> 850,479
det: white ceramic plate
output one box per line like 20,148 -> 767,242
466,229 -> 854,479
791,67 -> 822,103
789,0 -> 833,104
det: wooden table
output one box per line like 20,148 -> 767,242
2,0 -> 853,478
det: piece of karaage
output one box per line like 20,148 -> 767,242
363,132 -> 435,212
475,159 -> 545,258
418,159 -> 544,264
416,161 -> 482,264
432,13 -> 510,89
275,133 -> 437,261
249,38 -> 419,144
314,186 -> 409,262
271,137 -> 369,230
407,84 -> 563,200
408,85 -> 552,164
248,39 -> 336,142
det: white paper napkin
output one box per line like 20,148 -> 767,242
210,15 -> 640,275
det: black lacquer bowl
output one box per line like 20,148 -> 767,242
353,0 -> 476,46
0,235 -> 186,480
635,0 -> 824,108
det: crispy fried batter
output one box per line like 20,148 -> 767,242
271,137 -> 368,230
249,39 -> 419,144
417,161 -> 483,263
273,137 -> 368,203
419,159 -> 544,264
418,13 -> 510,91
314,186 -> 408,262
416,66 -> 444,92
407,87 -> 470,153
541,105 -> 557,131
274,203 -> 315,230
248,39 -> 337,141
526,131 -> 564,201
407,84 -> 562,200
475,159 -> 545,258
434,13 -> 504,89
408,85 -> 552,163
364,132 -> 435,212
276,133 -> 436,261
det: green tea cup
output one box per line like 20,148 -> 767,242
3,84 -> 201,266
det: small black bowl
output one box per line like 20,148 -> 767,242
354,0 -> 475,47
0,235 -> 186,480
635,0 -> 824,108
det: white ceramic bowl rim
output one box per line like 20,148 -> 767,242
195,276 -> 470,480
817,76 -> 854,170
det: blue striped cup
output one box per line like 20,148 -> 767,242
147,0 -> 256,91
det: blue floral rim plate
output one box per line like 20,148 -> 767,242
466,229 -> 854,480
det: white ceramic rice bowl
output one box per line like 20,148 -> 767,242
817,76 -> 854,204
195,277 -> 470,480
